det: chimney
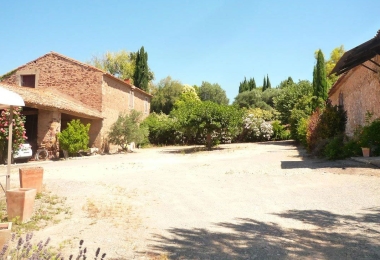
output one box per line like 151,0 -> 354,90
124,78 -> 131,84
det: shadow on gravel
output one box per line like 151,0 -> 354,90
147,208 -> 380,259
281,159 -> 378,170
160,146 -> 228,154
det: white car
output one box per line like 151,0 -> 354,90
3,142 -> 33,164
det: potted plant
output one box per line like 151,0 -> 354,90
357,124 -> 371,157
6,188 -> 37,223
0,222 -> 12,251
19,167 -> 44,193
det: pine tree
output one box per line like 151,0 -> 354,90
133,46 -> 150,92
313,50 -> 328,100
266,74 -> 271,89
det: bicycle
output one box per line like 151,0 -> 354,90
35,144 -> 58,161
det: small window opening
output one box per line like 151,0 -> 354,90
21,75 -> 36,88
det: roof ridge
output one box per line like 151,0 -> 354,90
2,51 -> 152,97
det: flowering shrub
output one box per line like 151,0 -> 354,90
241,113 -> 273,142
0,107 -> 27,162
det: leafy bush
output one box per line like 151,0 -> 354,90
58,119 -> 90,155
342,139 -> 361,157
296,118 -> 308,147
323,135 -> 345,160
108,110 -> 148,150
141,112 -> 184,145
271,121 -> 290,140
358,118 -> 380,155
239,113 -> 273,142
171,101 -> 243,149
307,102 -> 347,153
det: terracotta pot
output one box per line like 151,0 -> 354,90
19,167 -> 44,193
0,222 -> 12,252
6,188 -> 37,223
361,147 -> 370,157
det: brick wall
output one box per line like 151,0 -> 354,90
329,56 -> 380,136
2,53 -> 103,111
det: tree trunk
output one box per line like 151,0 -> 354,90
206,133 -> 212,150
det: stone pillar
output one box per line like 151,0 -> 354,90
37,110 -> 61,156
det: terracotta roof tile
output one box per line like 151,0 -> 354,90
0,83 -> 103,119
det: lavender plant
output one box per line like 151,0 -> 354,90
0,234 -> 106,260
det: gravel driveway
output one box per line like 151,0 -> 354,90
2,141 -> 380,259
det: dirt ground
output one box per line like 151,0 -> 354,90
1,141 -> 380,259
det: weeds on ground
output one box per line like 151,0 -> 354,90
0,191 -> 72,235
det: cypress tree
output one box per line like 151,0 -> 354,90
263,76 -> 267,91
287,76 -> 294,85
248,77 -> 256,90
133,46 -> 150,92
313,50 -> 328,100
266,74 -> 271,89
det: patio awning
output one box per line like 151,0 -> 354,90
0,85 -> 25,109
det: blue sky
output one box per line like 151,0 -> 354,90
1,1 -> 379,103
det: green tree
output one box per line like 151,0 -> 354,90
133,46 -> 153,92
174,85 -> 201,108
266,75 -> 271,89
313,50 -> 328,104
88,50 -> 136,81
108,110 -> 148,149
57,119 -> 90,155
262,76 -> 267,91
273,80 -> 313,124
248,77 -> 256,90
150,76 -> 184,114
326,45 -> 345,87
261,88 -> 280,108
172,101 -> 243,149
278,77 -> 294,89
233,89 -> 273,110
199,81 -> 229,105
238,77 -> 249,93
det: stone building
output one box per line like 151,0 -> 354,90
329,31 -> 380,136
0,52 -> 151,154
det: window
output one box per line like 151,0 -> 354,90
20,75 -> 36,88
129,90 -> 134,109
339,92 -> 344,107
144,97 -> 148,113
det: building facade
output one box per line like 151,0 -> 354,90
329,55 -> 380,136
0,52 -> 151,154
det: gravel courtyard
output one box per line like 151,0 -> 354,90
2,141 -> 380,259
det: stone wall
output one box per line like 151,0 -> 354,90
2,53 -> 103,111
101,75 -> 151,152
329,56 -> 380,136
2,52 -> 152,152
37,110 -> 61,157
